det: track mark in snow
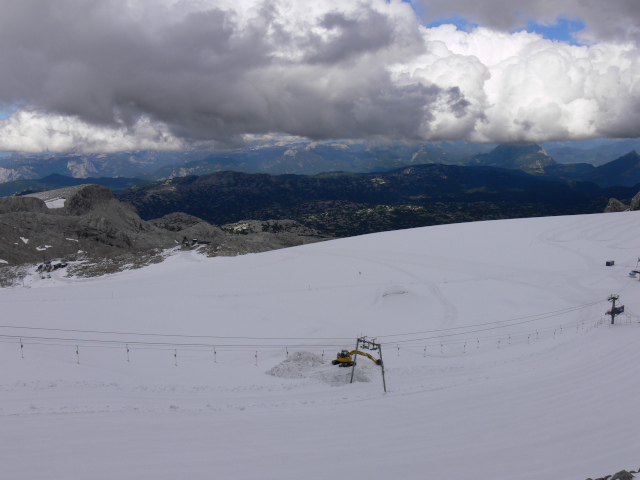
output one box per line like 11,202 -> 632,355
428,283 -> 458,326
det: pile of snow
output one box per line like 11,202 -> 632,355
267,351 -> 375,385
266,351 -> 324,379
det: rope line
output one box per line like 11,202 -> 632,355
375,300 -> 604,341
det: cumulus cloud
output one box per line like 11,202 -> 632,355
0,110 -> 184,153
400,25 -> 640,143
0,0 -> 639,152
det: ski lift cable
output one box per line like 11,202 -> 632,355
384,311 -> 605,345
0,333 -> 344,349
395,315 -> 604,347
0,325 -> 352,342
375,299 -> 605,340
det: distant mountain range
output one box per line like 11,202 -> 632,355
0,173 -> 144,197
2,142 -> 640,197
0,142 -> 490,183
545,139 -> 640,166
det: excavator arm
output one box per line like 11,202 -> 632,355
332,349 -> 381,366
352,350 -> 382,365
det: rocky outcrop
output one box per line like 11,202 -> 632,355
0,185 -> 174,266
605,198 -> 629,212
587,469 -> 637,480
65,184 -> 118,215
0,196 -> 49,214
604,191 -> 640,212
0,184 -> 327,274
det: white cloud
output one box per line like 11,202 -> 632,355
397,25 -> 640,143
0,110 -> 184,153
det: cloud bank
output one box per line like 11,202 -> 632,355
0,0 -> 639,152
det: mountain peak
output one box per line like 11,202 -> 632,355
471,143 -> 555,173
492,144 -> 547,156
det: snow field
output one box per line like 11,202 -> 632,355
1,211 -> 639,479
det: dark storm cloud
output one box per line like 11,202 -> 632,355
304,10 -> 396,64
0,0 -> 462,146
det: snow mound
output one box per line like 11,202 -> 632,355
266,351 -> 373,385
382,285 -> 408,297
266,351 -> 324,379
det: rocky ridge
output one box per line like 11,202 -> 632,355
0,184 -> 326,281
586,468 -> 637,480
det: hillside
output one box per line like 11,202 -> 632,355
115,165 -> 636,237
582,151 -> 640,187
1,212 -> 639,479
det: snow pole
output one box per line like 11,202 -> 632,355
126,344 -> 130,362
396,344 -> 400,356
20,338 -> 23,359
463,342 -> 466,354
174,349 -> 177,366
76,346 -> 79,364
214,347 -> 217,363
322,350 -> 324,363
255,351 -> 258,366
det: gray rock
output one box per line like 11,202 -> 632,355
0,196 -> 49,214
630,191 -> 640,211
604,198 -> 628,213
65,184 -> 117,215
611,471 -> 634,480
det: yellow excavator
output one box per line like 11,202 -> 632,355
332,349 -> 381,367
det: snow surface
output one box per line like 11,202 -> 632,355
1,212 -> 639,480
45,198 -> 66,209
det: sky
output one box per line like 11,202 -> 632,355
0,0 -> 639,153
